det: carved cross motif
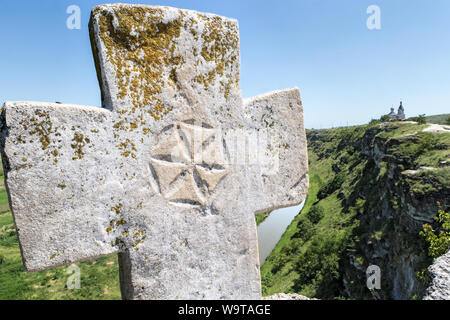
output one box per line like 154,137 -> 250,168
149,121 -> 228,208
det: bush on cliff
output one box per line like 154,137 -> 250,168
420,207 -> 450,260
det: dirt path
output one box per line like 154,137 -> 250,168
423,123 -> 450,133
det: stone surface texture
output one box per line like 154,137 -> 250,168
424,250 -> 450,300
262,293 -> 316,300
0,4 -> 308,300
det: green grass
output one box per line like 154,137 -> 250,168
425,114 -> 450,125
376,123 -> 428,139
255,211 -> 272,226
0,191 -> 9,208
0,212 -> 13,227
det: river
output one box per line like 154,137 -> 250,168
257,201 -> 305,264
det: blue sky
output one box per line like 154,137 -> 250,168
0,0 -> 449,128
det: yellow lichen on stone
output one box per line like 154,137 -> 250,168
194,15 -> 239,98
95,6 -> 183,121
116,219 -> 126,226
50,253 -> 59,260
111,203 -> 123,214
18,110 -> 52,150
118,138 -> 137,158
18,110 -> 62,165
71,132 -> 89,160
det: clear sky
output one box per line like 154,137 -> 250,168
0,0 -> 449,128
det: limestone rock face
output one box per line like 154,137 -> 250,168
0,4 -> 308,300
263,293 -> 315,300
306,125 -> 448,300
424,250 -> 450,300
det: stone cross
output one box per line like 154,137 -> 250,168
0,4 -> 308,299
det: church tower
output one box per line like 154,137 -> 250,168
397,101 -> 406,120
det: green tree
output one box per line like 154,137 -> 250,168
292,218 -> 315,242
420,207 -> 450,260
380,115 -> 390,122
317,172 -> 345,200
417,114 -> 427,125
261,272 -> 273,295
270,249 -> 289,274
445,116 -> 450,125
292,235 -> 345,298
307,205 -> 325,224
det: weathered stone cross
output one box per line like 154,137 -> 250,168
0,4 -> 308,299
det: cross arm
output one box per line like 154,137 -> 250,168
244,88 -> 309,214
0,102 -> 121,271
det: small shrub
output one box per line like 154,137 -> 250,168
420,207 -> 450,260
270,253 -> 288,274
417,114 -> 427,125
415,268 -> 429,287
408,114 -> 427,124
307,205 -> 325,224
261,273 -> 274,293
317,172 -> 345,200
292,218 -> 315,241
292,234 -> 346,298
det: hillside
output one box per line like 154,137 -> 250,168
261,121 -> 449,299
425,114 -> 450,125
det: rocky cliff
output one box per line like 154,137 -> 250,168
338,123 -> 448,299
260,121 -> 449,300
424,249 -> 450,300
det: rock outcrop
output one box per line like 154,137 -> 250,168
263,293 -> 315,300
424,250 -> 450,300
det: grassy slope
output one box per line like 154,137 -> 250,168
260,121 -> 450,299
425,114 -> 450,125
